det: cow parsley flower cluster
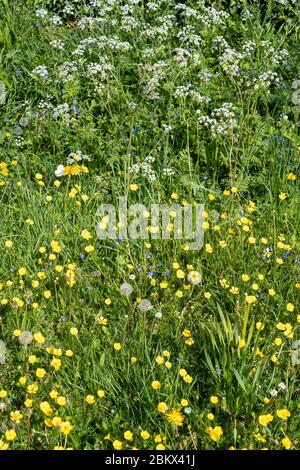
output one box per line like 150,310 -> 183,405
197,103 -> 237,138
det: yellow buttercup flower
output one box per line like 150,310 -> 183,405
151,380 -> 161,390
176,269 -> 185,279
210,396 -> 219,405
205,243 -> 213,253
182,329 -> 191,338
0,440 -> 9,450
36,368 -> 46,379
10,411 -> 23,423
156,444 -> 166,450
205,426 -> 223,442
113,440 -> 123,450
279,192 -> 288,201
258,414 -> 274,427
245,295 -> 257,304
59,421 -> 73,435
286,303 -> 295,312
157,402 -> 168,413
5,429 -> 16,441
86,395 -> 95,405
282,437 -> 292,450
40,401 -> 53,416
57,396 -> 67,406
124,431 -> 133,441
140,430 -> 150,440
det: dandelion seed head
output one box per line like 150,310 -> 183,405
120,283 -> 133,296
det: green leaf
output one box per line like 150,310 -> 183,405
99,352 -> 105,367
233,368 -> 247,394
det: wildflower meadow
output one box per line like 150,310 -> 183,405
0,0 -> 299,452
